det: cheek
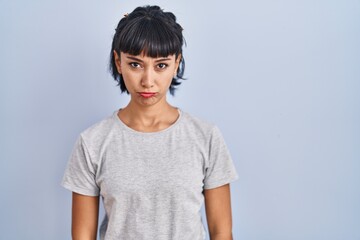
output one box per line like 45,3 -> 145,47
157,77 -> 172,90
159,71 -> 175,85
122,72 -> 140,89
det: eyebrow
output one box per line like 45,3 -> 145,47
125,56 -> 172,62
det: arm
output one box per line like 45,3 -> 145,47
72,192 -> 100,240
204,184 -> 234,240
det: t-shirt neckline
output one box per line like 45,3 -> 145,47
113,108 -> 183,135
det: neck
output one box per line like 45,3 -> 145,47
118,99 -> 179,132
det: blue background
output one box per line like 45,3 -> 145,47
1,0 -> 359,239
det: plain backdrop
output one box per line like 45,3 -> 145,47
0,0 -> 359,239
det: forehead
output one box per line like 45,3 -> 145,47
121,51 -> 176,60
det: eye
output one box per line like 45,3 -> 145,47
129,62 -> 141,68
157,63 -> 168,69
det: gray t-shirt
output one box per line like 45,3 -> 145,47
61,108 -> 239,240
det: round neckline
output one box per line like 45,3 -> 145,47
113,108 -> 183,135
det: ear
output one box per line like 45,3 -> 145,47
113,50 -> 122,74
174,54 -> 182,75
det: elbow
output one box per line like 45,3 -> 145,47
210,232 -> 233,240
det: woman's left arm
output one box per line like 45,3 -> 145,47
204,183 -> 234,240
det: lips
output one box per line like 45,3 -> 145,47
138,92 -> 156,98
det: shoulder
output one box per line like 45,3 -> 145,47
78,111 -> 118,146
179,110 -> 220,139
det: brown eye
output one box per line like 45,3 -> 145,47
157,63 -> 168,69
129,62 -> 141,68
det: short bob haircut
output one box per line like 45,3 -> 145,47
109,5 -> 185,96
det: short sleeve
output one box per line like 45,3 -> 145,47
61,135 -> 100,196
203,126 -> 239,190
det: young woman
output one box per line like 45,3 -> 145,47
62,5 -> 239,240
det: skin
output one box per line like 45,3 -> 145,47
204,184 -> 234,240
113,51 -> 181,132
72,193 -> 99,240
71,51 -> 234,240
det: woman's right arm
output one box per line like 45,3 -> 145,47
72,192 -> 100,240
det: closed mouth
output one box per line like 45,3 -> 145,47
138,92 -> 157,98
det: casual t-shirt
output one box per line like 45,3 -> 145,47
61,108 -> 239,240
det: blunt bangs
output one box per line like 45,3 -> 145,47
117,18 -> 182,58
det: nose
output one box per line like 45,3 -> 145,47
141,68 -> 155,88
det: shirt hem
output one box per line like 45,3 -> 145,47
203,174 -> 239,190
61,181 -> 100,196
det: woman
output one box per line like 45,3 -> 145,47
61,5 -> 239,240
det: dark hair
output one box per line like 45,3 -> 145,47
109,5 -> 186,95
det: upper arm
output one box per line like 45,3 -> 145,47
204,184 -> 233,238
72,192 -> 100,240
